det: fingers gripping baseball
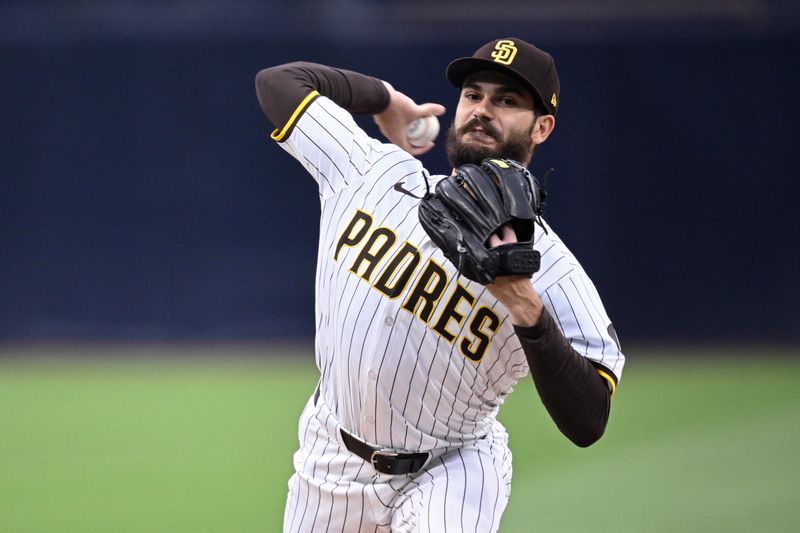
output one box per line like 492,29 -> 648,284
374,82 -> 445,155
406,114 -> 441,149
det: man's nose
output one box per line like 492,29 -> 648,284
473,100 -> 494,121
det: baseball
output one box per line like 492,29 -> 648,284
406,115 -> 440,147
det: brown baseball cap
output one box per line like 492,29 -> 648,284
446,37 -> 560,116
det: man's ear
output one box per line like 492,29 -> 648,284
532,115 -> 555,145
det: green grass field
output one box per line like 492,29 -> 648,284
1,345 -> 798,532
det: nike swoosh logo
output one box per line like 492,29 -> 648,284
393,181 -> 424,199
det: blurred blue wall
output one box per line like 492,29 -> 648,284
2,2 -> 799,343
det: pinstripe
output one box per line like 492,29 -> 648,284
288,480 -> 307,533
332,456 -> 352,533
307,109 -> 368,181
457,449 -> 468,532
293,466 -> 315,530
296,151 -> 335,197
384,311 -> 425,448
458,342 -> 500,438
568,276 -> 608,360
391,316 -> 439,448
313,105 -> 369,166
293,125 -> 348,192
543,289 -> 567,336
372,478 -> 396,512
475,449 -> 489,533
535,254 -> 569,285
337,263 -> 375,420
576,275 -> 616,356
356,479 -> 367,533
425,469 -> 437,533
277,96 -> 623,532
471,317 -> 514,392
485,432 -> 506,529
403,476 -> 426,528
346,286 -> 381,426
425,345 -> 459,443
322,459 -> 345,533
441,457 -> 451,533
310,424 -> 340,532
408,330 -> 449,449
301,412 -> 336,532
317,191 -> 349,402
286,401 -> 318,532
443,344 -> 474,442
555,282 -> 590,354
285,472 -> 304,532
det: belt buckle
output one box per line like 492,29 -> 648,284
369,449 -> 399,472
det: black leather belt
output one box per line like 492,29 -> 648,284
340,429 -> 430,475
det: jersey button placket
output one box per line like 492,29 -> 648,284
366,370 -> 378,429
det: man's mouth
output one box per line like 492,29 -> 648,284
459,119 -> 499,144
462,128 -> 497,144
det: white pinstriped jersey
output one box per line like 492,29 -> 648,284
277,94 -> 625,453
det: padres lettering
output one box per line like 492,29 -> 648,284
491,40 -> 518,65
335,209 -> 499,361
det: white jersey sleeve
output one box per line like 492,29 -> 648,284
274,93 -> 403,199
532,221 -> 625,392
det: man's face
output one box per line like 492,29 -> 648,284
446,71 -> 538,168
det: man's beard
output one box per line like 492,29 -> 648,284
446,118 -> 534,168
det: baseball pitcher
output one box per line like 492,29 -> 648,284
255,37 -> 625,533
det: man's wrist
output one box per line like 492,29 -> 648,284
488,276 -> 543,327
506,301 -> 543,328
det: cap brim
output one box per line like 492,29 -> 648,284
446,57 -> 546,111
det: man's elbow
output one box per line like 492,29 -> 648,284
254,67 -> 278,111
559,397 -> 611,448
565,419 -> 607,448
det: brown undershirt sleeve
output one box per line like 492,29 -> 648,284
255,61 -> 390,132
514,308 -> 612,447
